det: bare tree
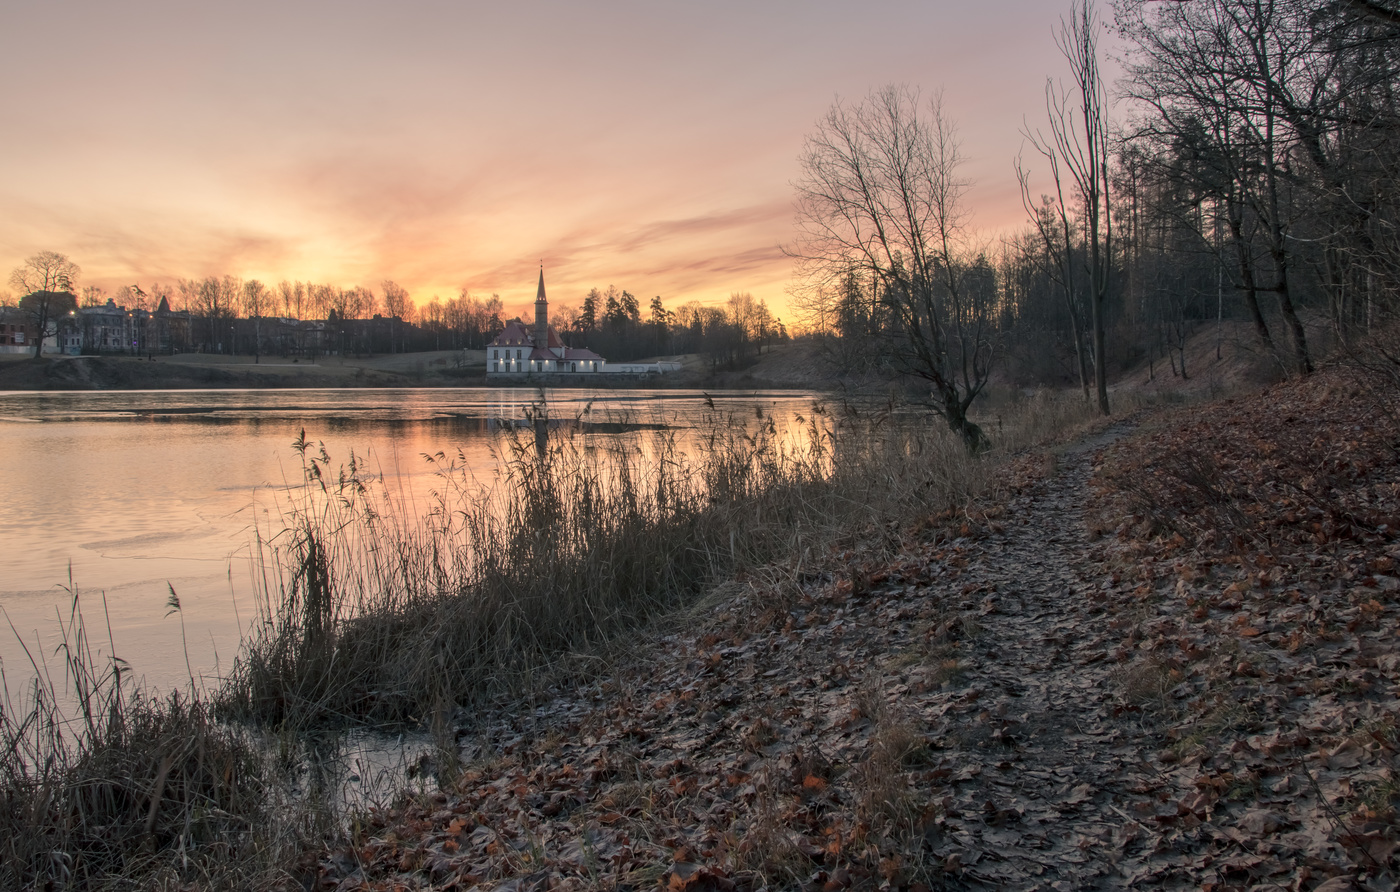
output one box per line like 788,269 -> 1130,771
727,291 -> 757,364
192,276 -> 240,353
307,284 -> 334,321
1024,1 -> 1114,413
1017,157 -> 1092,398
791,85 -> 994,450
277,280 -> 309,321
242,279 -> 271,362
1118,0 -> 1317,376
175,279 -> 198,314
9,251 -> 80,359
381,280 -> 412,353
788,280 -> 840,336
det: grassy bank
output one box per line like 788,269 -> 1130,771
220,392 -> 1106,732
1,389 -> 1105,889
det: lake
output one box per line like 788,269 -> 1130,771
0,387 -> 822,696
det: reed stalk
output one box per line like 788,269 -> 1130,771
0,590 -> 293,890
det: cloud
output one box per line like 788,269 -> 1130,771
452,199 -> 795,309
0,0 -> 1103,326
0,195 -> 300,293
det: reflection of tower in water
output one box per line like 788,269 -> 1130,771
509,392 -> 552,461
533,410 -> 549,460
483,392 -> 551,460
485,388 -> 541,430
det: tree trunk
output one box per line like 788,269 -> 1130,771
1091,281 -> 1109,416
30,306 -> 47,360
1275,272 -> 1313,376
1227,209 -> 1277,358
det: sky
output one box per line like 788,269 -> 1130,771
0,1 -> 1117,323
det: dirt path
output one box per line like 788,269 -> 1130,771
916,422 -> 1151,889
317,425 -> 1146,890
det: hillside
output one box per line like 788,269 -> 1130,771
0,320 -> 1287,398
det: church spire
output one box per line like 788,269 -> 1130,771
534,265 -> 548,349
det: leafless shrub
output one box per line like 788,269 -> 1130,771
1105,444 -> 1261,544
853,679 -> 926,831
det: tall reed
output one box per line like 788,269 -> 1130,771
221,392 -> 1098,729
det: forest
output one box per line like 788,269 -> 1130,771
788,0 -> 1399,445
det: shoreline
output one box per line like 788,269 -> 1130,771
0,352 -> 823,393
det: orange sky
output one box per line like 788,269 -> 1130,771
0,1 -> 1122,324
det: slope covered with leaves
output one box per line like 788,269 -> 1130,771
1086,368 -> 1400,890
304,370 -> 1400,891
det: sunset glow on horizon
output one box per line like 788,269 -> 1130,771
1,1 -> 1112,322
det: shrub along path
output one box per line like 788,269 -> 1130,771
311,371 -> 1400,891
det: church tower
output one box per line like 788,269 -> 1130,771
533,267 -> 548,350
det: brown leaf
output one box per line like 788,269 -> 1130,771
1237,809 -> 1287,836
1328,741 -> 1366,771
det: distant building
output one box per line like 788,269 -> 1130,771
76,299 -> 138,353
151,296 -> 193,354
57,296 -> 194,356
486,270 -> 606,375
0,306 -> 38,355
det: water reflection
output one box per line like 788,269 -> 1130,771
0,387 -> 820,694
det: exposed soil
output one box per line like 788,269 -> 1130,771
306,368 -> 1400,892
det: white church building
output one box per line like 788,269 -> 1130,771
486,270 -> 607,375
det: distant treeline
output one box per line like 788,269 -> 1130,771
61,277 -> 785,365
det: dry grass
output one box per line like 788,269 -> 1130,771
0,591 -> 302,891
220,392 -> 1102,731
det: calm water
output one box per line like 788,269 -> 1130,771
0,387 -> 821,695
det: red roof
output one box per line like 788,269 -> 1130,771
526,345 -> 603,362
488,321 -> 533,347
489,322 -> 572,351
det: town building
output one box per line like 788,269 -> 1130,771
487,270 -> 606,375
0,307 -> 38,355
66,297 -> 193,355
